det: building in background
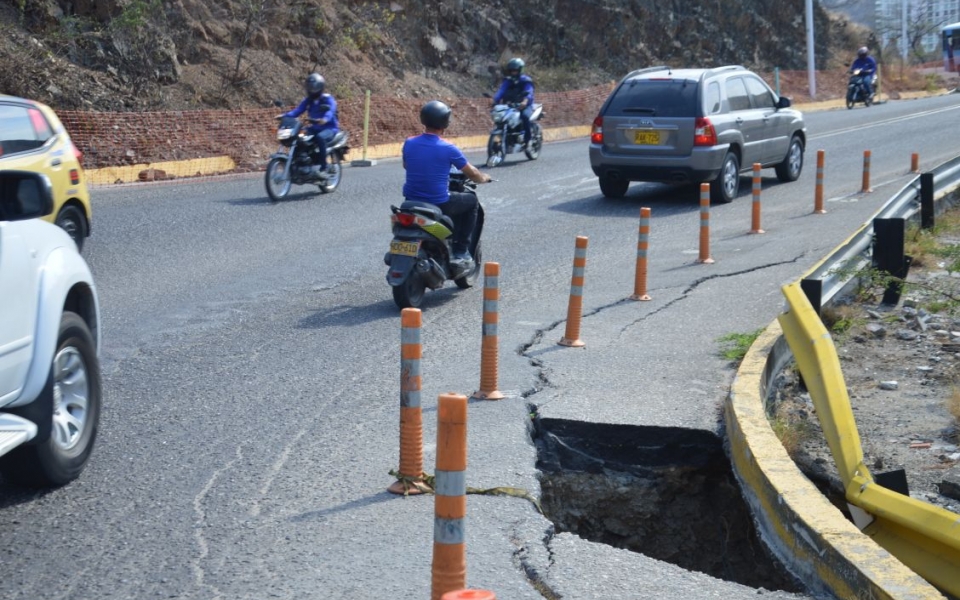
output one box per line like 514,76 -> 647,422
875,0 -> 960,57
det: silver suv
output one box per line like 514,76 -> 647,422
589,65 -> 806,203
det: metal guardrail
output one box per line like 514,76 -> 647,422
782,155 -> 960,597
803,154 -> 960,307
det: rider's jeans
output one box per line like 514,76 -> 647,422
439,191 -> 479,253
520,105 -> 533,143
308,128 -> 335,167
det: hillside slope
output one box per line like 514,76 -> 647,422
0,0 -> 865,111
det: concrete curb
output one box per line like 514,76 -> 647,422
725,324 -> 944,598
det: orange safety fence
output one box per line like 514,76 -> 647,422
58,84 -> 614,184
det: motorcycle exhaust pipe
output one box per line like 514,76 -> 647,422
417,258 -> 446,289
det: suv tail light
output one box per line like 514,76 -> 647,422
694,117 -> 717,146
591,116 -> 603,144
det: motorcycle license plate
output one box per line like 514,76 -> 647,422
632,130 -> 661,145
390,240 -> 420,257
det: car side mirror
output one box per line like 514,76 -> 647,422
777,96 -> 792,109
0,171 -> 55,222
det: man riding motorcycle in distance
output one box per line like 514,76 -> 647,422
850,46 -> 878,100
284,73 -> 339,176
402,100 -> 492,269
492,57 -> 535,148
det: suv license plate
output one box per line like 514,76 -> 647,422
390,240 -> 420,257
633,130 -> 661,145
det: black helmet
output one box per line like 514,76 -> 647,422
420,100 -> 451,130
505,57 -> 524,80
305,73 -> 325,97
857,46 -> 868,58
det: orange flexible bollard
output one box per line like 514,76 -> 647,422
431,393 -> 469,600
911,152 -> 920,173
442,591 -> 497,600
697,183 -> 714,264
559,236 -> 588,347
861,149 -> 872,193
630,207 -> 652,301
814,150 -> 826,214
750,163 -> 764,234
473,263 -> 504,400
388,308 -> 430,495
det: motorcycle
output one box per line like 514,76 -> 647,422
265,113 -> 350,201
485,101 -> 544,167
846,68 -> 875,109
384,169 -> 484,309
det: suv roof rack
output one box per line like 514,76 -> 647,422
621,65 -> 670,81
703,65 -> 746,78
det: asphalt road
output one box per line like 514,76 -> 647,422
3,93 -> 960,599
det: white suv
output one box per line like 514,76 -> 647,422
0,170 -> 101,487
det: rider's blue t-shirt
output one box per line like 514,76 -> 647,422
402,133 -> 468,204
286,93 -> 339,134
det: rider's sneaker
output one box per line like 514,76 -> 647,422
450,250 -> 474,269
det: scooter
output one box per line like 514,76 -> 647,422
384,169 -> 484,309
846,68 -> 875,109
485,101 -> 544,167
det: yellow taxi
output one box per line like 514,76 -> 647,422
0,95 -> 91,251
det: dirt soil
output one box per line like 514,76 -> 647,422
770,230 -> 960,515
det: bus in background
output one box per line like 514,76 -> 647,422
943,21 -> 960,72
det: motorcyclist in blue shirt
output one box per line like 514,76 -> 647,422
850,47 -> 877,99
492,57 -> 535,148
402,100 -> 492,268
285,73 -> 339,175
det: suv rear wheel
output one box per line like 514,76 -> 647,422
775,136 -> 804,182
711,152 -> 740,204
599,176 -> 629,199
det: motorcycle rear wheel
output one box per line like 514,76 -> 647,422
319,154 -> 342,194
265,157 -> 292,202
454,241 -> 482,289
524,123 -> 543,160
486,136 -> 505,168
392,275 -> 426,309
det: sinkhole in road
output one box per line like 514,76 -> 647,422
534,418 -> 802,592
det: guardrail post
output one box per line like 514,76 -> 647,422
697,183 -> 714,264
873,218 -> 911,306
814,150 -> 826,214
751,163 -> 765,234
388,308 -> 430,495
431,393 -> 468,600
920,172 -> 935,230
473,262 -> 504,400
861,150 -> 872,193
559,236 -> 588,347
631,207 -> 652,301
799,279 -> 823,317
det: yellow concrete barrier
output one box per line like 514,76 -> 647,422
779,280 -> 960,597
726,325 -> 940,599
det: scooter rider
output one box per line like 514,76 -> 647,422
850,46 -> 877,99
285,73 -> 339,175
402,100 -> 492,268
492,57 -> 535,148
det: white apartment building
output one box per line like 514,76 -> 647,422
874,0 -> 960,55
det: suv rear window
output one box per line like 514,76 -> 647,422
604,79 -> 699,118
0,105 -> 52,158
